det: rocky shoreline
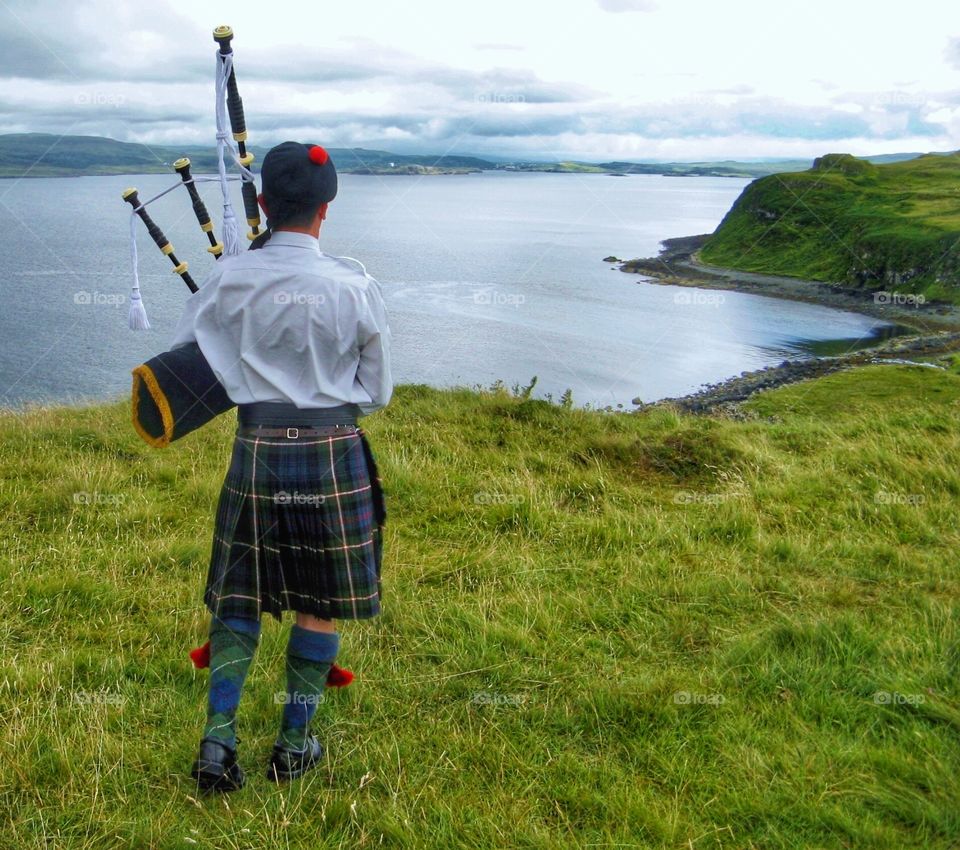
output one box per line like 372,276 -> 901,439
612,236 -> 960,413
638,331 -> 960,413
615,234 -> 960,333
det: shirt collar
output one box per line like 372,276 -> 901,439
267,230 -> 320,251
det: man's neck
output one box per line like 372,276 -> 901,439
274,224 -> 321,239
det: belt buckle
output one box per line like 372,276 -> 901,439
286,427 -> 299,439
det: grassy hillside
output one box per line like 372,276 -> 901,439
1,369 -> 959,848
700,152 -> 960,303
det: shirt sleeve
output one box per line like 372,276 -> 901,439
169,265 -> 222,350
355,276 -> 393,417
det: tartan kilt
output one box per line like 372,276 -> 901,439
204,427 -> 385,622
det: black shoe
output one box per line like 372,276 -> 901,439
266,735 -> 324,782
190,737 -> 245,792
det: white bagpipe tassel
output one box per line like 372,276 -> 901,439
128,289 -> 150,331
220,181 -> 243,257
128,211 -> 151,330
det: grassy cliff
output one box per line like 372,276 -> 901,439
1,370 -> 959,848
700,152 -> 960,303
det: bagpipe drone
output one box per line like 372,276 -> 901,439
125,25 -> 257,448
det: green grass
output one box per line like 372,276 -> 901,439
701,152 -> 960,304
1,368 -> 959,848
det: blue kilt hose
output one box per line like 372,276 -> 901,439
204,405 -> 386,622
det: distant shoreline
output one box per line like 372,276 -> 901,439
0,168 -> 745,180
3,133 -> 945,182
613,234 -> 960,333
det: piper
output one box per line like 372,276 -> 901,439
122,26 -> 392,794
172,140 -> 393,792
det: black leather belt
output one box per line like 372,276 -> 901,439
237,424 -> 358,438
237,401 -> 360,428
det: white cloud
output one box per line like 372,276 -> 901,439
1,0 -> 959,160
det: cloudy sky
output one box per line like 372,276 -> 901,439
1,0 -> 958,161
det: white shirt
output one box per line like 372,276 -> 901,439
170,231 -> 392,416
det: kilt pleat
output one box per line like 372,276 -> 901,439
204,429 -> 384,622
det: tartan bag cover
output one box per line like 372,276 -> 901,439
204,427 -> 386,621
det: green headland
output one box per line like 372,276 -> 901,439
700,152 -> 960,304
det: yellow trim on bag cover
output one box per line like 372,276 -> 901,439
131,363 -> 174,448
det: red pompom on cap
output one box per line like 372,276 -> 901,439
308,145 -> 329,165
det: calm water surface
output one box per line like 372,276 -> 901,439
0,171 -> 899,409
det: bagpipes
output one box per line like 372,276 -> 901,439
126,25 -> 259,447
127,29 -> 357,687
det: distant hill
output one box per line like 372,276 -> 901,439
0,133 -> 934,181
0,134 -> 494,177
504,153 -> 931,179
700,152 -> 960,301
511,159 -> 815,178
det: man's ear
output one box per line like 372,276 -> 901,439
319,202 -> 328,221
257,193 -> 269,215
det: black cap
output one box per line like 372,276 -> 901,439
260,141 -> 337,208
